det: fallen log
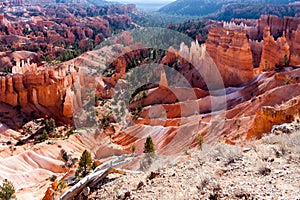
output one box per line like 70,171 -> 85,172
59,155 -> 133,200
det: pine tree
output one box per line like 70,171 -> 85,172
143,136 -> 155,154
45,118 -> 56,133
75,150 -> 93,178
0,179 -> 16,200
49,118 -> 56,132
140,136 -> 155,170
39,129 -> 49,142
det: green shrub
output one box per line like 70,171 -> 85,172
62,151 -> 69,163
131,144 -> 136,154
55,181 -> 67,192
264,59 -> 268,71
100,116 -> 110,129
197,135 -> 204,150
45,118 -> 56,133
0,179 -> 16,200
283,54 -> 289,67
284,75 -> 291,85
39,129 -> 49,142
66,127 -> 75,138
50,175 -> 57,182
91,161 -> 98,170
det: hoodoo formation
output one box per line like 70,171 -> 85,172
0,62 -> 77,115
0,0 -> 299,199
205,27 -> 255,86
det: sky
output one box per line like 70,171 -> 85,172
107,0 -> 176,4
106,0 -> 176,11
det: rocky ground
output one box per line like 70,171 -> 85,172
87,131 -> 300,200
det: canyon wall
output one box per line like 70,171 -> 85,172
0,64 -> 78,118
247,94 -> 300,140
259,27 -> 290,71
210,15 -> 300,77
205,27 -> 254,87
258,27 -> 300,71
257,15 -> 300,39
257,15 -> 300,69
288,27 -> 300,66
249,40 -> 262,69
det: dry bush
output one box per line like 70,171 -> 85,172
273,143 -> 288,158
197,172 -> 211,191
257,161 -> 271,176
245,139 -> 258,152
256,144 -> 275,162
261,131 -> 300,160
209,143 -> 243,165
196,171 -> 220,196
262,134 -> 282,145
283,131 -> 300,161
286,131 -> 300,147
198,143 -> 243,166
198,144 -> 214,161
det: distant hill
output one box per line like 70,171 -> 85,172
159,0 -> 300,19
209,3 -> 300,21
54,0 -> 112,6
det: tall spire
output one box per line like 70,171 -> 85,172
159,67 -> 168,88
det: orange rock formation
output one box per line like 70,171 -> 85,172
259,27 -> 290,71
206,27 -> 254,86
0,63 -> 78,119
